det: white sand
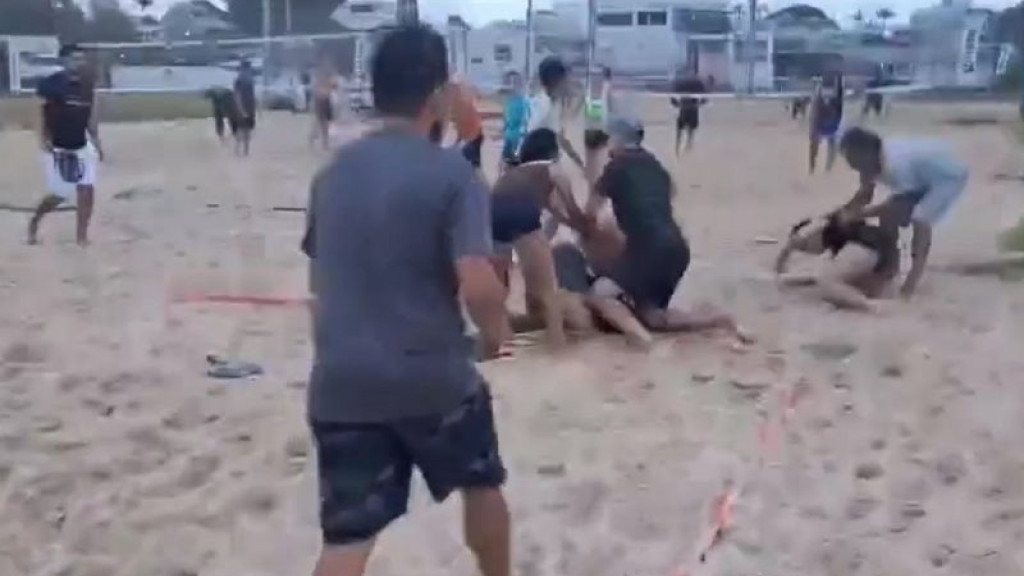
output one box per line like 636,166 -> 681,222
2,100 -> 1024,576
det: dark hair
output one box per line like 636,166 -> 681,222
839,126 -> 882,155
821,213 -> 856,256
585,129 -> 610,151
372,25 -> 449,117
517,128 -> 559,163
59,44 -> 84,58
239,59 -> 252,70
602,67 -> 612,79
538,56 -> 568,91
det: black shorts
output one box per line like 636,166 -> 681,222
492,194 -> 542,244
315,97 -> 334,123
312,386 -> 505,546
611,238 -> 690,312
677,110 -> 699,131
235,114 -> 255,132
864,95 -> 883,115
461,134 -> 484,168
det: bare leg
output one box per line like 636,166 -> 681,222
585,296 -> 653,349
514,232 -> 566,349
675,126 -> 683,156
313,541 -> 375,576
825,136 -> 837,172
685,127 -> 695,151
816,277 -> 875,312
28,195 -> 65,245
638,305 -> 752,343
808,134 -> 820,173
562,291 -> 596,334
75,184 -> 94,246
463,488 -> 511,576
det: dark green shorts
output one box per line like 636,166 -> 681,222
311,386 -> 505,545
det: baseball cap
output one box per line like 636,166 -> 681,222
607,116 -> 644,146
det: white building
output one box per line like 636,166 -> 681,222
910,0 -> 1000,88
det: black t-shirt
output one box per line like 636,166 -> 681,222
672,78 -> 705,116
234,74 -> 256,116
596,147 -> 683,247
37,71 -> 93,151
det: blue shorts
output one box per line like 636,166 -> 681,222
311,386 -> 506,545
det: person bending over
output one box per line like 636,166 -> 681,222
490,128 -> 585,349
302,25 -> 511,576
584,118 -> 750,342
775,211 -> 900,312
837,126 -> 969,299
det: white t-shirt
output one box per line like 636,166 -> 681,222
528,92 -> 561,133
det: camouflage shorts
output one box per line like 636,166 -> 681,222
311,386 -> 506,545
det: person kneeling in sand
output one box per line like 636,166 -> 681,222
491,128 -> 585,349
775,211 -> 900,312
583,118 -> 751,343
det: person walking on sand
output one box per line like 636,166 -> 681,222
310,60 -> 338,150
837,126 -> 969,299
232,59 -> 257,156
28,44 -> 104,246
301,25 -> 511,576
670,72 -> 706,154
809,73 -> 844,173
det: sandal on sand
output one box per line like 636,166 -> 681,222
206,354 -> 264,379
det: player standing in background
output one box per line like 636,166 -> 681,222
528,56 -> 584,170
310,59 -> 338,150
28,44 -> 103,246
204,85 -> 236,142
232,59 -> 257,157
809,72 -> 844,173
670,72 -> 706,154
500,71 -> 530,172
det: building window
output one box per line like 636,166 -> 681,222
637,10 -> 668,26
350,3 -> 376,13
597,12 -> 633,26
471,57 -> 484,64
494,44 -> 512,64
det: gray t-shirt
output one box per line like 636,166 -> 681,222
303,128 -> 492,424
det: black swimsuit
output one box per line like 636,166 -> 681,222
491,162 -> 552,244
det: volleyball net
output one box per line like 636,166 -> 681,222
5,32 -> 380,107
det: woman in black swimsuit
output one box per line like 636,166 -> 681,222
776,211 -> 900,312
490,128 -> 584,349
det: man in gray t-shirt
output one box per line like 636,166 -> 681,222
302,25 -> 511,576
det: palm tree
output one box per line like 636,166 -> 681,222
875,7 -> 895,32
851,9 -> 864,27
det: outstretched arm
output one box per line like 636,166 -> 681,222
558,132 -> 584,169
841,172 -> 878,214
546,167 -> 586,229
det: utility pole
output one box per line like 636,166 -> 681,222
585,0 -> 597,98
524,0 -> 534,80
285,0 -> 293,33
746,0 -> 757,93
397,0 -> 419,25
262,0 -> 271,89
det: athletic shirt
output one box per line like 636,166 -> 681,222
503,94 -> 530,144
492,161 -> 553,206
37,70 -> 93,151
879,139 -> 968,194
596,147 -> 683,246
451,82 -> 483,141
814,81 -> 844,128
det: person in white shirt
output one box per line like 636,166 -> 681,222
528,56 -> 583,169
838,127 -> 969,298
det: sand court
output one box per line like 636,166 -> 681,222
2,98 -> 1024,575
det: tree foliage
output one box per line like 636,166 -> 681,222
0,0 -> 58,35
0,0 -> 137,42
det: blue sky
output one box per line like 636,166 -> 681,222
121,0 -> 1020,26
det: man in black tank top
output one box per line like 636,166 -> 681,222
584,119 -> 750,341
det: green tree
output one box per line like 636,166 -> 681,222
83,0 -> 139,42
0,0 -> 57,35
875,7 -> 895,32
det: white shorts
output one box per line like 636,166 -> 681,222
903,171 -> 968,226
43,142 -> 99,201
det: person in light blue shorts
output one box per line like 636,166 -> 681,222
500,71 -> 530,171
838,127 -> 969,299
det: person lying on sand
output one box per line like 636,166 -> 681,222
491,128 -> 585,349
775,211 -> 900,312
837,126 -> 969,299
583,118 -> 752,343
